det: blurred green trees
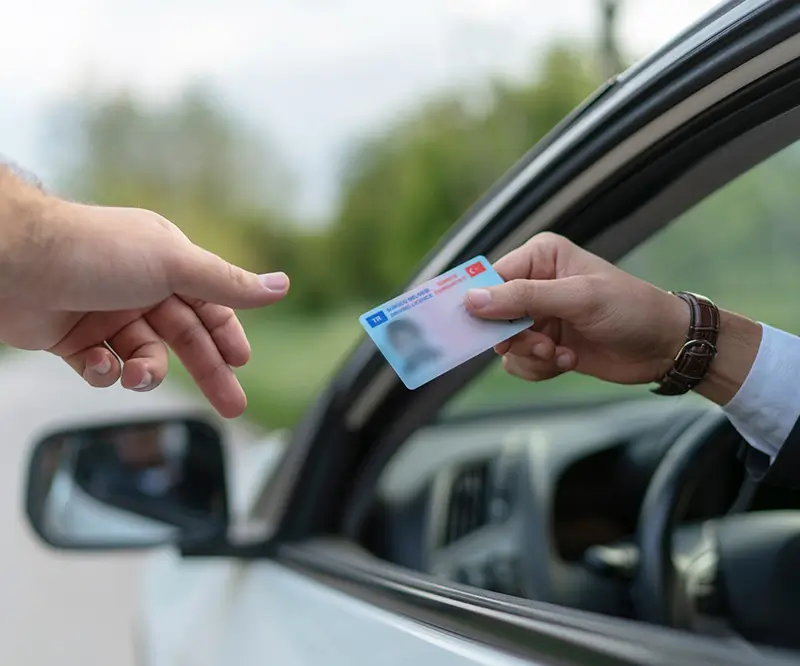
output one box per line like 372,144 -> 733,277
332,45 -> 600,301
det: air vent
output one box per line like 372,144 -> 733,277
444,461 -> 491,545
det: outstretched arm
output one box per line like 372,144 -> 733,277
0,164 -> 290,418
465,232 -> 800,485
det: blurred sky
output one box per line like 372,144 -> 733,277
0,0 -> 721,222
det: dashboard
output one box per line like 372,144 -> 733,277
366,397 -> 800,617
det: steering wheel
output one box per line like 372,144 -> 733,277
633,409 -> 800,649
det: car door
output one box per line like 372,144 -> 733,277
164,3 -> 800,665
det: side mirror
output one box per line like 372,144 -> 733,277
25,417 -> 229,551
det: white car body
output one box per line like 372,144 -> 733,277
137,434 -> 525,666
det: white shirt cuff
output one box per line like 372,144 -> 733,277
722,323 -> 800,463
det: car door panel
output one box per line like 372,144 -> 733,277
141,554 -> 535,666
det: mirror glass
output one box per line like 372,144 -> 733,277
26,419 -> 228,549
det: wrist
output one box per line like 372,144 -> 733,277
655,290 -> 692,378
694,310 -> 762,406
655,290 -> 761,405
0,166 -> 58,298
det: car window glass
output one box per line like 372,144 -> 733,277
446,141 -> 800,416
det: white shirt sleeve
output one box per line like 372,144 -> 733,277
722,324 -> 800,463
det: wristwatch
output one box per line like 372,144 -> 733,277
652,291 -> 720,396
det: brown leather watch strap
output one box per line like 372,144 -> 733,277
652,292 -> 720,396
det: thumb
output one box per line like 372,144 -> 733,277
168,245 -> 290,309
465,277 -> 588,321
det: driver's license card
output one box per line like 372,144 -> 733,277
359,256 -> 533,389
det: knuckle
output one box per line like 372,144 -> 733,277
164,250 -> 191,292
227,262 -> 247,288
509,340 -> 532,357
504,352 -> 557,383
173,322 -> 205,351
194,360 -> 230,387
145,209 -> 179,233
503,354 -> 531,381
508,278 -> 533,302
506,279 -> 535,317
501,354 -> 518,375
180,295 -> 207,310
533,231 -> 560,245
532,231 -> 569,251
210,309 -> 238,336
529,367 -> 554,382
575,274 -> 605,310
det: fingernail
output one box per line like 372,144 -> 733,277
133,372 -> 153,391
556,354 -> 572,370
533,343 -> 548,360
89,357 -> 112,376
260,272 -> 289,292
467,289 -> 491,309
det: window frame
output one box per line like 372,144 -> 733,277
275,538 -> 799,665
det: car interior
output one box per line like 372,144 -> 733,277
346,108 -> 800,653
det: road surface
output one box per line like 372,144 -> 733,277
0,350 -> 258,666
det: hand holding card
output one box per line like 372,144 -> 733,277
359,257 -> 533,389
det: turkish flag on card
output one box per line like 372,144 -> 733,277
466,261 -> 486,277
